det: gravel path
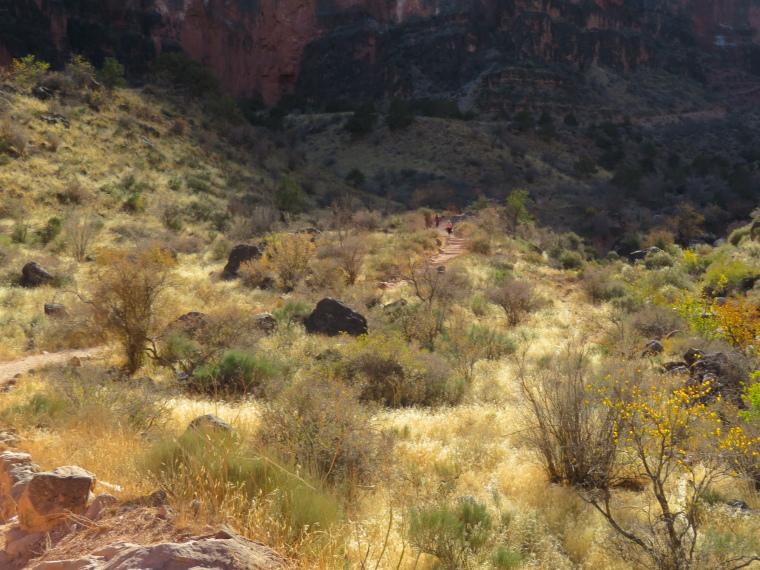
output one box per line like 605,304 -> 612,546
0,346 -> 107,385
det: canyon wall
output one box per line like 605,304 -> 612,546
0,0 -> 758,102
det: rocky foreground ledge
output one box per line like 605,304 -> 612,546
0,422 -> 289,570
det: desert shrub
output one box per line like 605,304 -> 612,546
123,194 -> 146,213
338,332 -> 463,407
152,52 -> 220,95
275,175 -> 307,214
263,232 -> 316,290
729,225 -> 750,246
581,269 -> 628,304
468,235 -> 491,255
239,258 -> 272,289
704,258 -> 757,296
486,280 -> 544,326
629,304 -> 683,339
518,340 -> 619,489
408,499 -> 494,570
260,374 -> 387,485
557,249 -> 584,270
440,322 -> 516,383
191,349 -> 280,396
98,57 -> 126,89
642,249 -> 676,269
2,366 -> 171,431
64,211 -> 100,261
37,216 -> 62,245
272,300 -> 311,329
11,55 -> 50,91
144,428 -> 341,545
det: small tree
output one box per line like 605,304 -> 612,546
504,188 -> 533,232
98,57 -> 127,90
587,377 -> 760,570
64,211 -> 100,262
275,175 -> 307,215
386,98 -> 415,131
486,279 -> 542,326
11,55 -> 49,91
92,246 -> 176,374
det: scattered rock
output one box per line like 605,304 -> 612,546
727,499 -> 751,511
222,245 -> 261,279
32,86 -> 54,100
127,489 -> 169,508
187,414 -> 233,434
18,465 -> 96,531
34,531 -> 289,569
253,313 -> 277,334
383,298 -> 408,314
40,114 -> 69,128
435,238 -> 442,246
139,123 -> 160,137
641,340 -> 664,357
5,528 -> 44,558
118,104 -> 130,112
0,429 -> 20,448
304,298 -> 368,337
435,265 -> 446,273
70,357 -> 82,367
663,361 -> 688,371
83,493 -> 118,521
21,262 -> 54,287
628,247 -> 662,262
44,303 -> 67,317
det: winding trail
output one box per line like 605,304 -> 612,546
0,346 -> 106,386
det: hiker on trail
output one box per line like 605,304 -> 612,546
435,214 -> 440,227
446,221 -> 453,235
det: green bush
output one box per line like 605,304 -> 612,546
123,194 -> 146,213
37,216 -> 62,245
408,500 -> 493,569
729,226 -> 750,246
98,57 -> 127,89
191,349 -> 280,396
643,249 -> 676,269
144,428 -> 341,542
272,300 -> 311,328
338,332 -> 463,407
558,250 -> 584,270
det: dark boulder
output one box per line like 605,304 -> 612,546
222,245 -> 261,279
641,340 -> 664,357
304,298 -> 368,337
21,262 -> 54,287
683,348 -> 705,366
687,351 -> 746,406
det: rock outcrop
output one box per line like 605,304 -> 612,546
222,245 -> 261,280
18,466 -> 96,531
21,262 -> 54,287
1,0 -> 760,105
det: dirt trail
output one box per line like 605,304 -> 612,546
429,226 -> 469,266
0,346 -> 106,385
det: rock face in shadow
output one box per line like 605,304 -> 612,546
1,0 -> 760,104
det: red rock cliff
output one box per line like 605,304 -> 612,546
0,0 -> 758,102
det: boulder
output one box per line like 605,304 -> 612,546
21,262 -> 54,287
44,303 -> 67,317
304,298 -> 368,337
17,466 -> 96,531
164,312 -> 209,337
0,451 -> 40,521
253,313 -> 277,334
31,530 -> 288,569
222,245 -> 261,279
187,414 -> 232,434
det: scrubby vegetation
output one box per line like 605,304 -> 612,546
3,54 -> 760,570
